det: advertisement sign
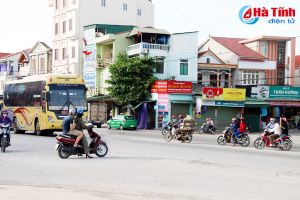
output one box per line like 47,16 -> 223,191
269,86 -> 300,100
151,80 -> 192,94
157,94 -> 169,112
257,86 -> 300,100
202,88 -> 246,101
84,71 -> 96,89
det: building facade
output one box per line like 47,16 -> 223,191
49,0 -> 154,75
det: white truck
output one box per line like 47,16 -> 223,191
89,102 -> 107,128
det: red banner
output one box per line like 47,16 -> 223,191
151,80 -> 192,94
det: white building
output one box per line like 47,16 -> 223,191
49,0 -> 154,75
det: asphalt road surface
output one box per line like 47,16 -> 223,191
1,128 -> 300,200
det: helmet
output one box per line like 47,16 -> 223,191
76,108 -> 84,117
87,123 -> 93,131
2,110 -> 8,114
232,118 -> 237,121
179,114 -> 184,119
172,115 -> 177,118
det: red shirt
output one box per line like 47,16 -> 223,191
239,121 -> 247,133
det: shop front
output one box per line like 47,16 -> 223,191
196,88 -> 246,130
151,80 -> 193,128
256,86 -> 300,128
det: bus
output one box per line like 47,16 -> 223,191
3,74 -> 88,135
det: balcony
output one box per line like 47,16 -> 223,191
97,58 -> 113,68
127,42 -> 170,57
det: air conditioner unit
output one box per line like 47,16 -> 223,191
170,76 -> 176,80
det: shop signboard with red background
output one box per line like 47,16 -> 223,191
151,80 -> 192,94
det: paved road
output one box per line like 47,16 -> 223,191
1,128 -> 300,200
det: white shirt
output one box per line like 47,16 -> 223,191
269,123 -> 281,135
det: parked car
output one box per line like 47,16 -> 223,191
107,114 -> 138,130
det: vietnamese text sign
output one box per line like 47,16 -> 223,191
269,86 -> 300,100
202,88 -> 246,101
151,80 -> 192,94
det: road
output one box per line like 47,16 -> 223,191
1,128 -> 300,200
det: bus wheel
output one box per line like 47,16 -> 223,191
13,119 -> 25,134
35,119 -> 42,136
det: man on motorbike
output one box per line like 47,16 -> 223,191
231,118 -> 239,143
265,118 -> 275,133
268,119 -> 281,146
173,114 -> 184,136
62,109 -> 84,148
0,110 -> 12,145
233,117 -> 246,142
208,118 -> 214,130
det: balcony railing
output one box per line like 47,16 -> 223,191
97,58 -> 113,68
127,42 -> 170,56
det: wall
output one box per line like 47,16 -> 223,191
162,32 -> 198,82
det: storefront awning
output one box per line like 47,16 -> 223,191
87,95 -> 112,102
244,98 -> 269,108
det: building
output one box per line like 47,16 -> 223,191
19,41 -> 53,77
0,49 -> 31,95
49,0 -> 154,75
198,36 -> 277,87
294,55 -> 300,86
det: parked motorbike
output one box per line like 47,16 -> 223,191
217,126 -> 250,147
55,132 -> 108,159
0,123 -> 11,153
199,123 -> 216,135
253,131 -> 293,151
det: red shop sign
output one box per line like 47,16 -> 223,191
151,80 -> 192,94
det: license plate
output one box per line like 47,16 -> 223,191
55,144 -> 59,150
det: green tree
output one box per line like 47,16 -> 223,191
106,54 -> 157,106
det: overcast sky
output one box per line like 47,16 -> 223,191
0,0 -> 299,53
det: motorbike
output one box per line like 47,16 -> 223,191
55,132 -> 108,159
0,123 -> 11,153
164,120 -> 195,143
217,126 -> 250,147
253,131 -> 293,151
199,123 -> 216,134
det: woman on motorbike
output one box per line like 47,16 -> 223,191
0,110 -> 12,145
74,109 -> 92,158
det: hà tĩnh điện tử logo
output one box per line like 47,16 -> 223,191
239,5 -> 296,25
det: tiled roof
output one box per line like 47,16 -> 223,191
211,37 -> 267,60
0,49 -> 31,59
296,55 -> 300,68
0,52 -> 11,58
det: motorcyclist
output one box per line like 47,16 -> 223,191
265,118 -> 275,133
62,109 -> 84,149
208,118 -> 214,130
0,110 -> 12,145
231,118 -> 239,143
268,119 -> 281,146
74,108 -> 92,158
233,117 -> 246,141
279,117 -> 289,145
173,114 -> 184,135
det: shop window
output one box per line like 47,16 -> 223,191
180,59 -> 188,75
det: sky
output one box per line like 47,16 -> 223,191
0,0 -> 299,54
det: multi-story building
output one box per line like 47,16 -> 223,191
49,0 -> 154,75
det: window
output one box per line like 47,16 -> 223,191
101,0 -> 106,7
55,49 -> 59,60
72,46 -> 75,58
277,41 -> 286,65
63,21 -> 66,33
123,3 -> 128,11
154,58 -> 164,74
206,58 -> 210,63
180,59 -> 188,75
55,23 -> 59,35
62,48 -> 67,59
69,19 -> 72,31
40,57 -> 45,71
260,41 -> 268,57
31,59 -> 36,72
137,9 -> 142,16
242,70 -> 259,85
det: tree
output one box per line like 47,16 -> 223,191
106,54 -> 157,106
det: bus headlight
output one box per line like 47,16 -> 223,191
48,116 -> 54,123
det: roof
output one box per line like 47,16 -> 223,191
296,55 -> 300,69
0,49 -> 31,59
30,41 -> 52,53
198,49 -> 225,64
239,35 -> 295,44
211,37 -> 267,60
128,27 -> 170,37
0,53 -> 11,58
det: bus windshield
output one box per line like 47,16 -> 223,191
48,84 -> 87,111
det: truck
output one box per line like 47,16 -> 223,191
89,102 -> 107,128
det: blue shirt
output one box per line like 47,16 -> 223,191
231,122 -> 239,132
62,115 -> 73,133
